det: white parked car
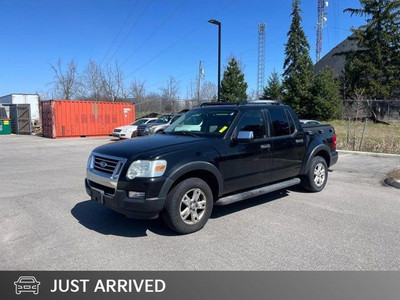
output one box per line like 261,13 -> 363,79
112,118 -> 157,139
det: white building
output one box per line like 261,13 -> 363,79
0,94 -> 40,121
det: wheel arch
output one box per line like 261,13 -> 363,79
159,162 -> 223,201
300,145 -> 331,175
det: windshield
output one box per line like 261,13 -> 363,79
164,109 -> 237,137
132,119 -> 148,125
154,115 -> 173,124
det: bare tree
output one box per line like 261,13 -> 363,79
185,79 -> 198,100
247,89 -> 257,101
102,61 -> 126,101
50,58 -> 79,99
200,80 -> 217,101
81,59 -> 106,100
130,79 -> 146,101
160,76 -> 180,101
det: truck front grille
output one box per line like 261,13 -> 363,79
93,155 -> 120,175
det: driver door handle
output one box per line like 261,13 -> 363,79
260,144 -> 271,150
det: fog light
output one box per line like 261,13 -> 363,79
129,191 -> 145,198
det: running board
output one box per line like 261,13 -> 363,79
215,178 -> 301,206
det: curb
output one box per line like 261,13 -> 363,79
338,150 -> 400,158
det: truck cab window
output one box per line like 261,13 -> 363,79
285,109 -> 297,134
235,110 -> 266,139
269,109 -> 290,136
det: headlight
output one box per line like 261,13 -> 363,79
87,155 -> 93,169
144,127 -> 151,132
126,160 -> 167,180
120,128 -> 127,133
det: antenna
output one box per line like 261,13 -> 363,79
316,0 -> 328,62
257,23 -> 266,99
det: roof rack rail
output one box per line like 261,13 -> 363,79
200,102 -> 238,107
199,100 -> 282,107
239,100 -> 282,105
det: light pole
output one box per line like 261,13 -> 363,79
208,19 -> 221,102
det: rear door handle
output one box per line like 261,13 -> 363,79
295,139 -> 304,143
260,144 -> 271,150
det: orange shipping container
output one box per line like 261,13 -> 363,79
41,100 -> 135,138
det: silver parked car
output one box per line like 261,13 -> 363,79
112,118 -> 157,139
136,114 -> 182,136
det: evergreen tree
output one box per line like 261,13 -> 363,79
310,67 -> 342,120
282,0 -> 314,117
343,0 -> 400,101
220,57 -> 248,102
261,71 -> 283,100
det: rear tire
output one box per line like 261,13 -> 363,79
301,156 -> 328,192
162,178 -> 213,234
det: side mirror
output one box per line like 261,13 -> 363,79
236,131 -> 254,143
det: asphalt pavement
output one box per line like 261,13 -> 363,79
1,135 -> 399,270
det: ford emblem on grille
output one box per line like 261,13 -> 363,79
99,161 -> 108,168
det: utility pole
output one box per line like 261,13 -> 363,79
197,60 -> 204,103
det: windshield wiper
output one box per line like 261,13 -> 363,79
172,131 -> 199,137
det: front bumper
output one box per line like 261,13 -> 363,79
112,132 -> 130,138
85,159 -> 168,220
85,179 -> 166,219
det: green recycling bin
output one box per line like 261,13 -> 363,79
0,119 -> 11,135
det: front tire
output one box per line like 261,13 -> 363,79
162,178 -> 213,234
301,156 -> 328,192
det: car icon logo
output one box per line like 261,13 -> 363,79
14,276 -> 40,295
99,161 -> 108,168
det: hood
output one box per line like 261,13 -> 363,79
93,134 -> 204,160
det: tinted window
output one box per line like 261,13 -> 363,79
236,110 -> 266,139
269,109 -> 290,136
285,110 -> 296,134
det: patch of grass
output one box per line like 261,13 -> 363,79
387,169 -> 400,181
328,120 -> 400,154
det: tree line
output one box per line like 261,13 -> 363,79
49,58 -> 218,103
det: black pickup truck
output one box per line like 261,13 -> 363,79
85,101 -> 338,234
